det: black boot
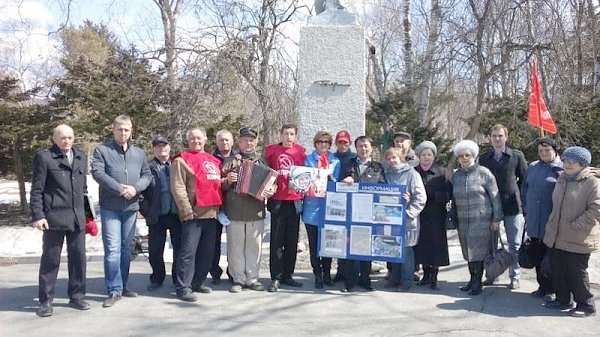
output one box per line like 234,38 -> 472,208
323,271 -> 334,287
460,262 -> 475,292
468,261 -> 483,296
417,266 -> 432,286
429,267 -> 440,291
314,273 -> 324,289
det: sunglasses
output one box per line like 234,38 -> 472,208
316,140 -> 331,145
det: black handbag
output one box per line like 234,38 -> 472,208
444,200 -> 458,230
518,236 -> 536,269
484,231 -> 513,281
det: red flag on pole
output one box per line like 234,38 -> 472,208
528,58 -> 557,134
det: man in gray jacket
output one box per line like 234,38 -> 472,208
92,115 -> 151,308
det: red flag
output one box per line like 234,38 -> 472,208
528,58 -> 557,134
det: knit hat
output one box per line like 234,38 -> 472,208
453,140 -> 479,158
415,141 -> 437,157
562,146 -> 591,166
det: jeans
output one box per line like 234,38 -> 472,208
391,246 -> 415,287
101,209 -> 137,295
503,214 -> 524,280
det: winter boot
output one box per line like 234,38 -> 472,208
460,262 -> 475,292
468,261 -> 484,296
417,266 -> 432,286
429,267 -> 440,291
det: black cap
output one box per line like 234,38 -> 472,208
239,127 -> 258,138
393,131 -> 412,140
537,137 -> 558,151
152,135 -> 169,146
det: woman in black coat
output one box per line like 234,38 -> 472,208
413,141 -> 451,290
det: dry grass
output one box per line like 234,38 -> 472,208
0,204 -> 30,227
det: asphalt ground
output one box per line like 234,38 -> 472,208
1,232 -> 600,337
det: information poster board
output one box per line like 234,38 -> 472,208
317,182 -> 407,263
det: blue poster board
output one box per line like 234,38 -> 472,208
316,181 -> 407,263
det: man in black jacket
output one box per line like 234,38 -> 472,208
140,136 -> 181,291
340,136 -> 386,292
479,124 -> 527,290
30,124 -> 90,317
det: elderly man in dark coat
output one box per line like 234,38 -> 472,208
30,124 -> 90,317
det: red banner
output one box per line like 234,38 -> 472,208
528,58 -> 557,134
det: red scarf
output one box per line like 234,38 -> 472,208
317,154 -> 329,169
178,151 -> 222,207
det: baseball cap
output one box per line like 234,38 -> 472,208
335,130 -> 351,143
152,135 -> 169,146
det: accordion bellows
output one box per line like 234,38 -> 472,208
235,160 -> 278,201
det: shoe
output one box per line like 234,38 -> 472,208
569,309 -> 596,318
544,300 -> 575,310
543,294 -> 556,303
509,279 -> 520,290
246,282 -> 265,291
267,280 -> 280,292
360,283 -> 375,291
460,262 -> 475,292
177,290 -> 198,302
341,287 -> 353,293
417,267 -> 431,286
281,277 -> 303,288
36,301 -> 53,317
122,289 -> 138,297
429,267 -> 440,290
397,285 -> 411,292
314,274 -> 324,289
102,294 -> 121,308
147,282 -> 162,291
468,262 -> 483,295
323,273 -> 335,287
531,289 -> 544,298
192,284 -> 212,293
229,284 -> 243,293
68,298 -> 90,310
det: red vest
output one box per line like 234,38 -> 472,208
265,143 -> 306,201
178,151 -> 222,207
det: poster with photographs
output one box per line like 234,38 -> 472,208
319,224 -> 347,258
288,166 -> 329,197
317,182 -> 408,263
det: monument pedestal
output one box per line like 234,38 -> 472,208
298,23 -> 366,150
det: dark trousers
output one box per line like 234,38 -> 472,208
148,213 -> 181,285
551,248 -> 595,313
210,221 -> 224,280
39,228 -> 86,303
269,201 -> 300,281
305,224 -> 332,277
343,259 -> 371,289
530,238 -> 553,294
176,219 -> 217,293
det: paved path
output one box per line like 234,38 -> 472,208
1,232 -> 599,337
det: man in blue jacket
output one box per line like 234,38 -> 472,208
92,115 -> 152,308
30,124 -> 89,317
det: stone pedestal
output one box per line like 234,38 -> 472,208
297,22 -> 366,151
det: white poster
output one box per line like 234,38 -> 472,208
350,225 -> 372,255
320,224 -> 347,258
325,192 -> 347,221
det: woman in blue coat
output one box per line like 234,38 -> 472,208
302,131 -> 341,288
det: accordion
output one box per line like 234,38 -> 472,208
235,160 -> 278,201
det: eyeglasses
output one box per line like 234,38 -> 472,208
316,140 -> 331,145
457,154 -> 473,159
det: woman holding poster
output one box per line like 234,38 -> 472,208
302,131 -> 341,289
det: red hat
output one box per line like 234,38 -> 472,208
335,130 -> 351,143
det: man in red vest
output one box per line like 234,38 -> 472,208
171,127 -> 225,302
265,124 -> 307,292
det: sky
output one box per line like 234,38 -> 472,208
0,0 -> 371,89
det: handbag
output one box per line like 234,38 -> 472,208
484,231 -> 513,281
444,200 -> 458,230
518,236 -> 536,269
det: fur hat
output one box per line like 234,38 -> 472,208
415,141 -> 437,157
453,140 -> 479,158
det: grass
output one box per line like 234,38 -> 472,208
0,204 -> 30,227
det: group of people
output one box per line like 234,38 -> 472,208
30,117 -> 599,319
